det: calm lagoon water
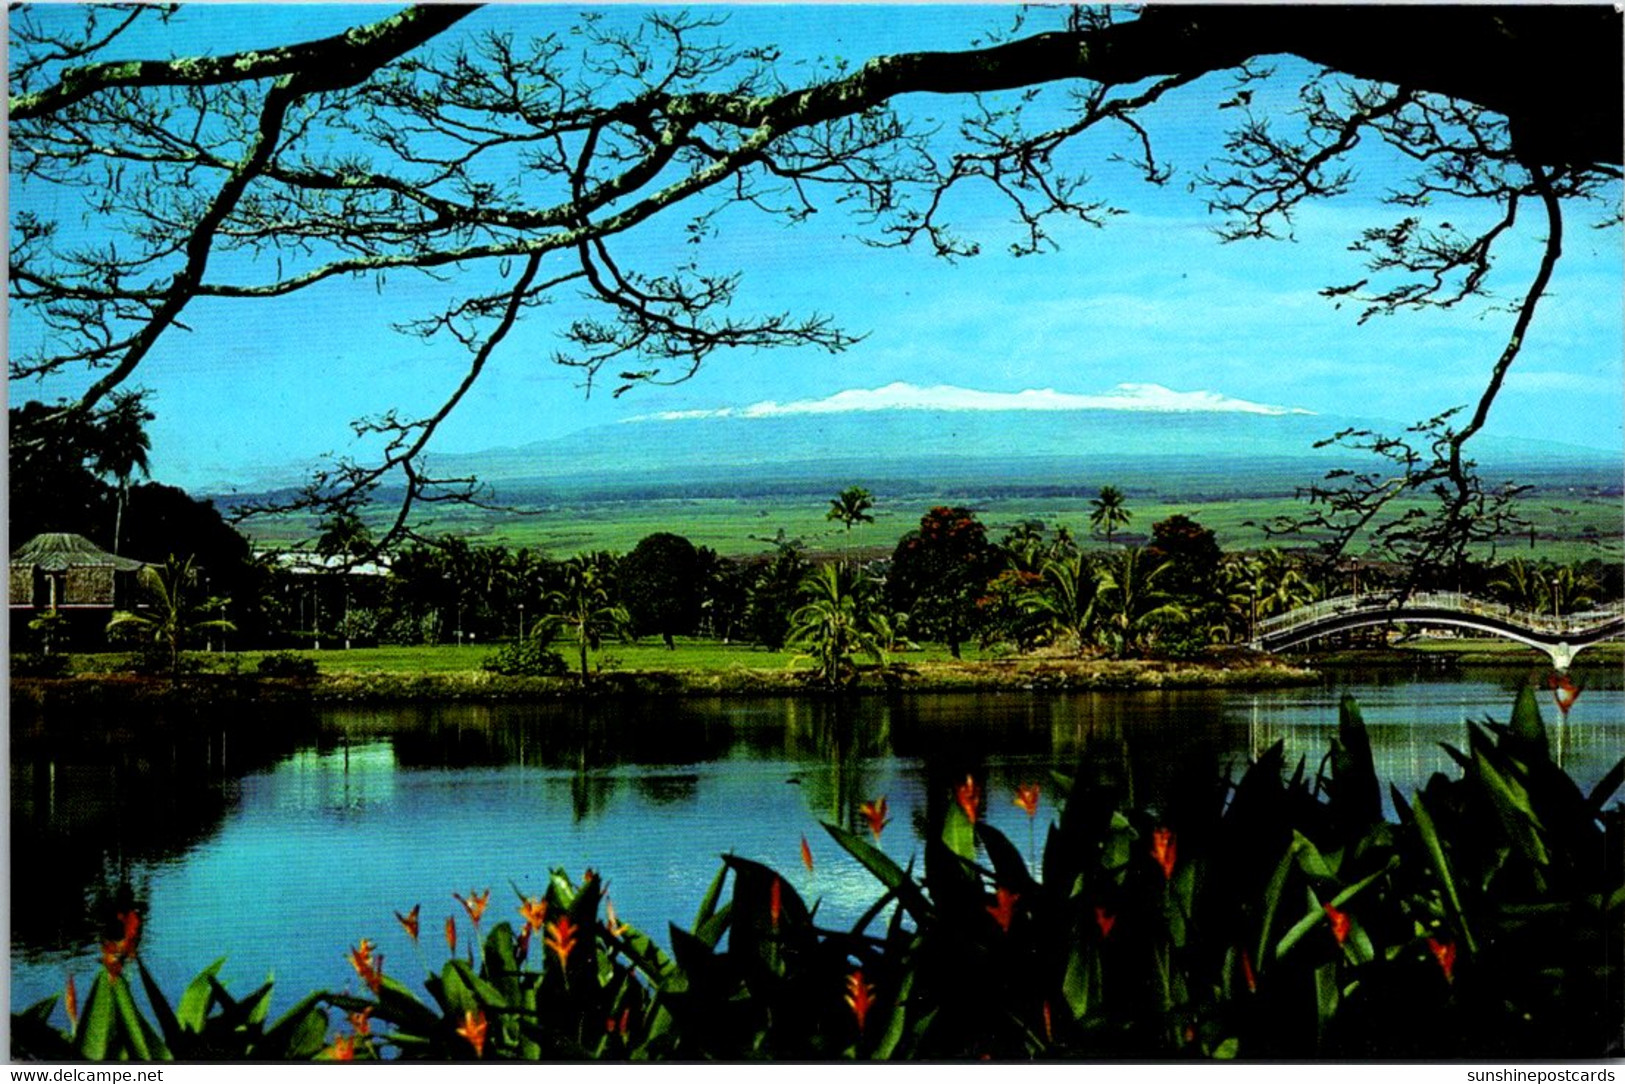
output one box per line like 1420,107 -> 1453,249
10,668 -> 1621,1017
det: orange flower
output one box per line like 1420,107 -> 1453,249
1427,937 -> 1457,983
986,886 -> 1020,933
118,911 -> 141,952
545,915 -> 580,966
604,899 -> 629,938
64,973 -> 78,1027
99,941 -> 124,981
844,970 -> 875,1032
1013,783 -> 1041,817
454,889 -> 490,926
349,1006 -> 373,1036
1323,903 -> 1351,945
800,834 -> 815,873
347,938 -> 384,994
395,904 -> 420,945
605,1008 -> 632,1035
1042,1000 -> 1053,1042
955,775 -> 982,824
1093,905 -> 1116,939
1241,950 -> 1257,993
518,896 -> 549,932
858,797 -> 890,841
329,1034 -> 356,1061
456,1008 -> 488,1058
1548,672 -> 1581,717
445,916 -> 457,955
99,910 -> 143,980
1150,827 -> 1177,881
769,876 -> 783,931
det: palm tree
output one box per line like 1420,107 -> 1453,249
106,555 -> 235,676
315,510 -> 374,648
1095,548 -> 1184,658
787,563 -> 888,688
92,390 -> 154,555
826,486 -> 876,533
539,555 -> 631,683
1088,485 -> 1132,546
1022,552 -> 1099,656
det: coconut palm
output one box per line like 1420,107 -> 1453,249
91,390 -> 154,555
826,486 -> 876,533
1022,552 -> 1099,656
1095,548 -> 1184,658
787,563 -> 888,688
105,554 -> 235,676
1088,485 -> 1132,546
538,555 -> 631,683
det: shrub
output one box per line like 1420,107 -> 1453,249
10,652 -> 71,678
256,652 -> 319,679
481,639 -> 568,677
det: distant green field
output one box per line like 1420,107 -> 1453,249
242,490 -> 1623,564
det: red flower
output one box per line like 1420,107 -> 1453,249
605,1008 -> 632,1035
349,1006 -> 373,1036
1013,783 -> 1041,818
769,876 -> 783,930
445,916 -> 457,956
1241,950 -> 1257,993
955,775 -> 982,825
64,973 -> 78,1027
859,797 -> 891,841
1548,672 -> 1581,717
845,970 -> 875,1032
395,904 -> 420,945
800,834 -> 815,873
518,896 -> 549,932
1093,905 -> 1116,939
454,889 -> 490,927
986,886 -> 1020,933
118,911 -> 141,951
346,938 -> 384,994
1150,827 -> 1177,881
546,915 -> 579,966
456,1008 -> 488,1058
99,910 -> 143,980
329,1034 -> 356,1061
1428,937 -> 1457,983
1323,903 -> 1351,945
1042,1001 -> 1053,1042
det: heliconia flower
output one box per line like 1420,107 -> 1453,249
445,916 -> 457,956
955,774 -> 982,825
454,889 -> 490,927
1013,783 -> 1041,817
1323,903 -> 1351,945
99,910 -> 144,980
518,896 -> 549,932
99,942 -> 124,981
330,1034 -> 356,1062
546,915 -> 580,966
605,1008 -> 632,1035
349,1006 -> 373,1036
604,899 -> 629,938
456,1008 -> 488,1058
64,973 -> 78,1027
1150,827 -> 1177,881
859,797 -> 891,841
1548,673 -> 1581,717
1241,950 -> 1257,993
395,904 -> 420,945
347,939 -> 384,994
118,911 -> 141,952
844,970 -> 875,1032
1093,905 -> 1116,939
986,886 -> 1020,933
800,834 -> 815,873
769,877 -> 783,931
1427,937 -> 1457,983
1042,1001 -> 1053,1042
582,868 -> 598,886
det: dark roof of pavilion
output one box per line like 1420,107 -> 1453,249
11,532 -> 146,572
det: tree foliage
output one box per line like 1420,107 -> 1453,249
619,532 -> 703,648
9,5 -> 1620,571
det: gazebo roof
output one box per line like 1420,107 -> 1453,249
11,532 -> 146,572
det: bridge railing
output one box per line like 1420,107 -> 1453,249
1254,592 -> 1625,641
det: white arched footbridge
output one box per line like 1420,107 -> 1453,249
1250,592 -> 1625,670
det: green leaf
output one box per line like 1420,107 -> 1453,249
941,801 -> 976,862
75,973 -> 115,1060
822,821 -> 932,922
135,956 -> 185,1051
176,957 -> 226,1033
975,822 -> 1038,894
110,974 -> 168,1060
1410,791 -> 1476,954
260,992 -> 330,1059
1508,684 -> 1549,761
692,863 -> 728,929
1213,1036 -> 1240,1059
1587,756 -> 1624,814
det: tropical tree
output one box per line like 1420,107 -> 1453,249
90,390 -> 154,555
1095,548 -> 1185,658
825,486 -> 876,535
1023,552 -> 1100,656
787,563 -> 888,688
619,532 -> 702,649
1088,486 -> 1132,546
888,507 -> 998,659
540,556 -> 632,683
105,555 -> 235,675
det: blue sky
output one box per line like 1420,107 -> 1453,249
10,5 -> 1623,492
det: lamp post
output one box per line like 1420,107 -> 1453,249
518,601 -> 526,643
1551,578 -> 1561,623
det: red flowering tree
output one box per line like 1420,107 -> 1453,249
886,507 -> 999,659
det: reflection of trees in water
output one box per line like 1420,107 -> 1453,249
782,700 -> 891,829
10,704 -> 313,959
